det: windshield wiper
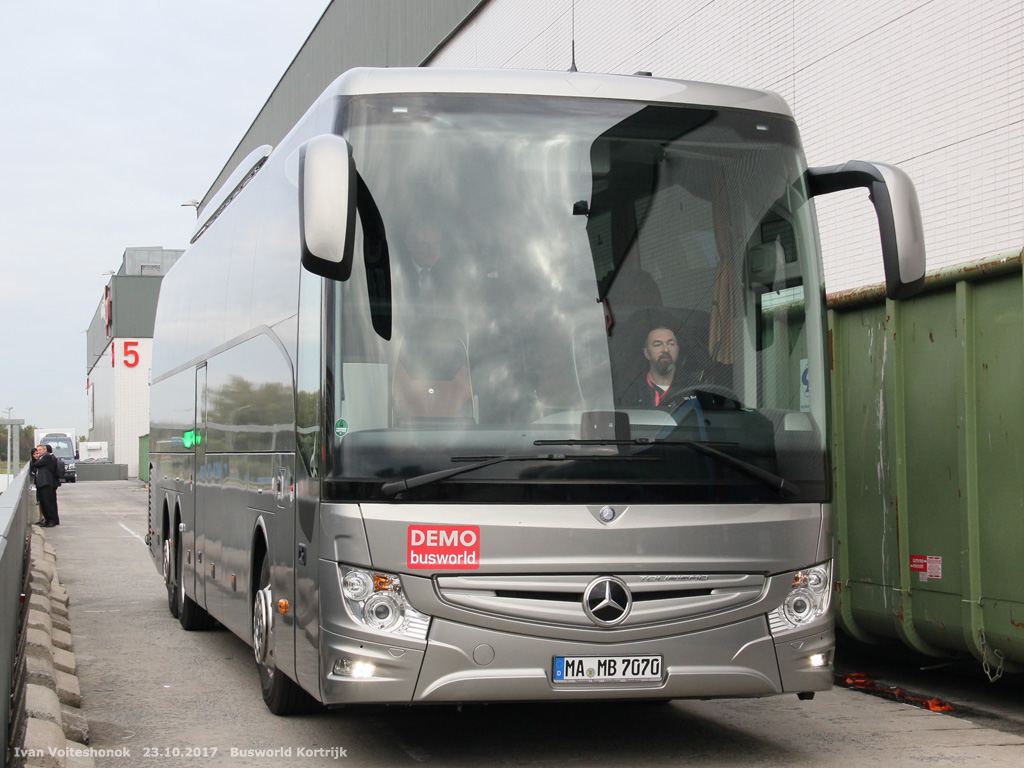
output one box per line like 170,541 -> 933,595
380,452 -> 658,498
535,438 -> 799,498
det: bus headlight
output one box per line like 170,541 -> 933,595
363,592 -> 403,631
769,562 -> 832,634
340,566 -> 430,640
342,569 -> 374,601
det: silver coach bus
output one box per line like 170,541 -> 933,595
147,67 -> 924,714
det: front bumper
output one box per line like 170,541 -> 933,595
318,615 -> 833,705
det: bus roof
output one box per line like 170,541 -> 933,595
189,66 -> 795,262
322,67 -> 793,118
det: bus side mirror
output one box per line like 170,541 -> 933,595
807,161 -> 926,300
299,134 -> 357,281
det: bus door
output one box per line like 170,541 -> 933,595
292,268 -> 322,694
177,365 -> 203,612
293,467 -> 318,694
194,363 -> 214,614
271,453 -> 297,681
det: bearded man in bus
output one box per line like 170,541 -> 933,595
618,325 -> 686,409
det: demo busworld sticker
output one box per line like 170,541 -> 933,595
407,525 -> 480,569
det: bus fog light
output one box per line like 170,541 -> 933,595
352,661 -> 376,678
810,653 -> 827,668
333,658 -> 376,678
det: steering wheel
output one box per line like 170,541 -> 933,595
662,383 -> 744,414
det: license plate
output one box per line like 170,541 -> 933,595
552,655 -> 663,683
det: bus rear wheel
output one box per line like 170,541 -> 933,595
176,532 -> 214,631
164,537 -> 178,618
253,555 -> 317,715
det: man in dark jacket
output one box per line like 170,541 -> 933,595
30,445 -> 60,527
618,325 -> 695,410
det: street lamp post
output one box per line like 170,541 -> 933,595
3,407 -> 13,487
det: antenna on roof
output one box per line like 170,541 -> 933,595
568,0 -> 577,73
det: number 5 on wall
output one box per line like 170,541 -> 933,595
114,340 -> 140,368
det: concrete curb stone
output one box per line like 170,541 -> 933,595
32,560 -> 56,584
51,613 -> 71,634
55,670 -> 82,707
21,718 -> 66,768
51,628 -> 74,653
24,653 -> 57,693
60,705 -> 90,744
52,647 -> 76,676
25,627 -> 54,660
25,683 -> 62,726
28,592 -> 51,616
27,608 -> 53,636
13,525 -> 93,766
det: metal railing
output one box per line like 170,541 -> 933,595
0,466 -> 30,768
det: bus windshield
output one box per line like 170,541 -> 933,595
323,93 -> 828,503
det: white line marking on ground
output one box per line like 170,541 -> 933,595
119,522 -> 145,543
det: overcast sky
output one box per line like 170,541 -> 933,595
0,0 -> 331,436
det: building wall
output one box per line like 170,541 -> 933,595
87,346 -> 114,453
112,336 -> 152,479
428,0 -> 1024,292
87,248 -> 181,372
87,337 -> 153,478
86,245 -> 176,478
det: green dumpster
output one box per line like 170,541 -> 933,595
830,248 -> 1024,678
139,433 -> 149,483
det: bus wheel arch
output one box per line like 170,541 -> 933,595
250,521 -> 268,609
251,525 -> 316,715
175,502 -> 213,631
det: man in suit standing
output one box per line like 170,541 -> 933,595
30,445 -> 60,527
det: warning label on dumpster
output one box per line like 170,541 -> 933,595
910,555 -> 942,581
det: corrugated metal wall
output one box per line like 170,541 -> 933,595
429,0 -> 1024,294
206,1 -> 1022,292
201,0 -> 487,212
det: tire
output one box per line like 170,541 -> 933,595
177,532 -> 214,631
164,536 -> 179,618
253,555 -> 318,715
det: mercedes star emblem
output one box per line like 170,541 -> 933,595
583,576 -> 632,626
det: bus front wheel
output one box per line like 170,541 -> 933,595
253,555 -> 317,715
